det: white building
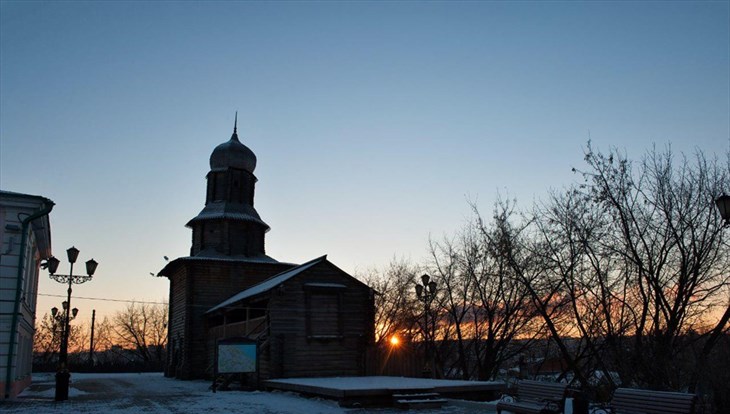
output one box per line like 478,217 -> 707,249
0,190 -> 53,399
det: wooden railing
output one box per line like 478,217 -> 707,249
208,316 -> 267,340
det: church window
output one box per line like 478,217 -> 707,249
305,285 -> 345,339
214,173 -> 226,201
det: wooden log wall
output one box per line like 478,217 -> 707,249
166,259 -> 292,379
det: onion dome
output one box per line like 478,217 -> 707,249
209,115 -> 257,173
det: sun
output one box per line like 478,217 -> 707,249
389,335 -> 400,347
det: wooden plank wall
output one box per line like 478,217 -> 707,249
265,261 -> 374,380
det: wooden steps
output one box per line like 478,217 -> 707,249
393,392 -> 448,409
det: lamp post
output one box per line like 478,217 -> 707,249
715,194 -> 730,225
51,303 -> 78,348
415,274 -> 437,378
45,246 -> 98,402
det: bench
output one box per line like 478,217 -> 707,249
496,380 -> 568,414
594,388 -> 696,414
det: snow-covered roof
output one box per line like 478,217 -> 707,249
266,376 -> 505,392
180,254 -> 280,264
206,255 -> 328,313
186,201 -> 269,230
1,189 -> 48,198
304,282 -> 347,288
156,253 -> 292,277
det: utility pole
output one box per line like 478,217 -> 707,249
89,309 -> 96,367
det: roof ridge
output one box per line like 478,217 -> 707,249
206,254 -> 329,314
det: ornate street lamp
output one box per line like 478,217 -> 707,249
715,194 -> 730,226
45,246 -> 98,401
415,274 -> 437,378
50,303 -> 78,345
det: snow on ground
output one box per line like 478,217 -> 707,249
2,372 -> 497,414
268,376 -> 501,390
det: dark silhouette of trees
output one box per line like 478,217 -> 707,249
371,144 -> 728,402
34,302 -> 168,371
508,144 -> 730,391
33,312 -> 84,362
573,145 -> 727,390
112,302 -> 168,363
428,200 -> 543,380
363,259 -> 422,352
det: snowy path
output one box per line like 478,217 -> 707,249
3,372 -> 496,413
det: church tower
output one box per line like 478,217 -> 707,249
187,116 -> 270,259
159,117 -> 293,379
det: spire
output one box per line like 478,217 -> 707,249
231,111 -> 239,141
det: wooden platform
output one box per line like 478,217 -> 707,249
264,376 -> 505,407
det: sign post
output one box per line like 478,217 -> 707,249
213,337 -> 258,392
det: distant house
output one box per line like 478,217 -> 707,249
158,120 -> 374,380
0,190 -> 54,399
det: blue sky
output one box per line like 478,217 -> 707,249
1,1 -> 728,322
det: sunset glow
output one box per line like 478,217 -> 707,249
389,335 -> 400,347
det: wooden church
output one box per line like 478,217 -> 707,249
158,119 -> 374,381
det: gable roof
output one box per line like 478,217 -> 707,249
206,255 -> 328,314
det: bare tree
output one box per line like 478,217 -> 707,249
112,302 -> 168,363
519,144 -> 730,391
33,312 -> 63,363
362,259 -> 421,347
429,234 -> 471,379
360,259 -> 424,377
90,316 -> 122,364
33,311 -> 87,364
488,199 -> 590,385
428,199 -> 544,380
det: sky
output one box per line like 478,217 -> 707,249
1,1 -> 729,325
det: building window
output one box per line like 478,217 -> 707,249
214,172 -> 226,201
305,284 -> 345,340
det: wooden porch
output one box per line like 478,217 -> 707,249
264,376 -> 505,408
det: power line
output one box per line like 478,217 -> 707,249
38,293 -> 372,313
38,293 -> 166,305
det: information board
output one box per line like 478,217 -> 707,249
217,341 -> 257,373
